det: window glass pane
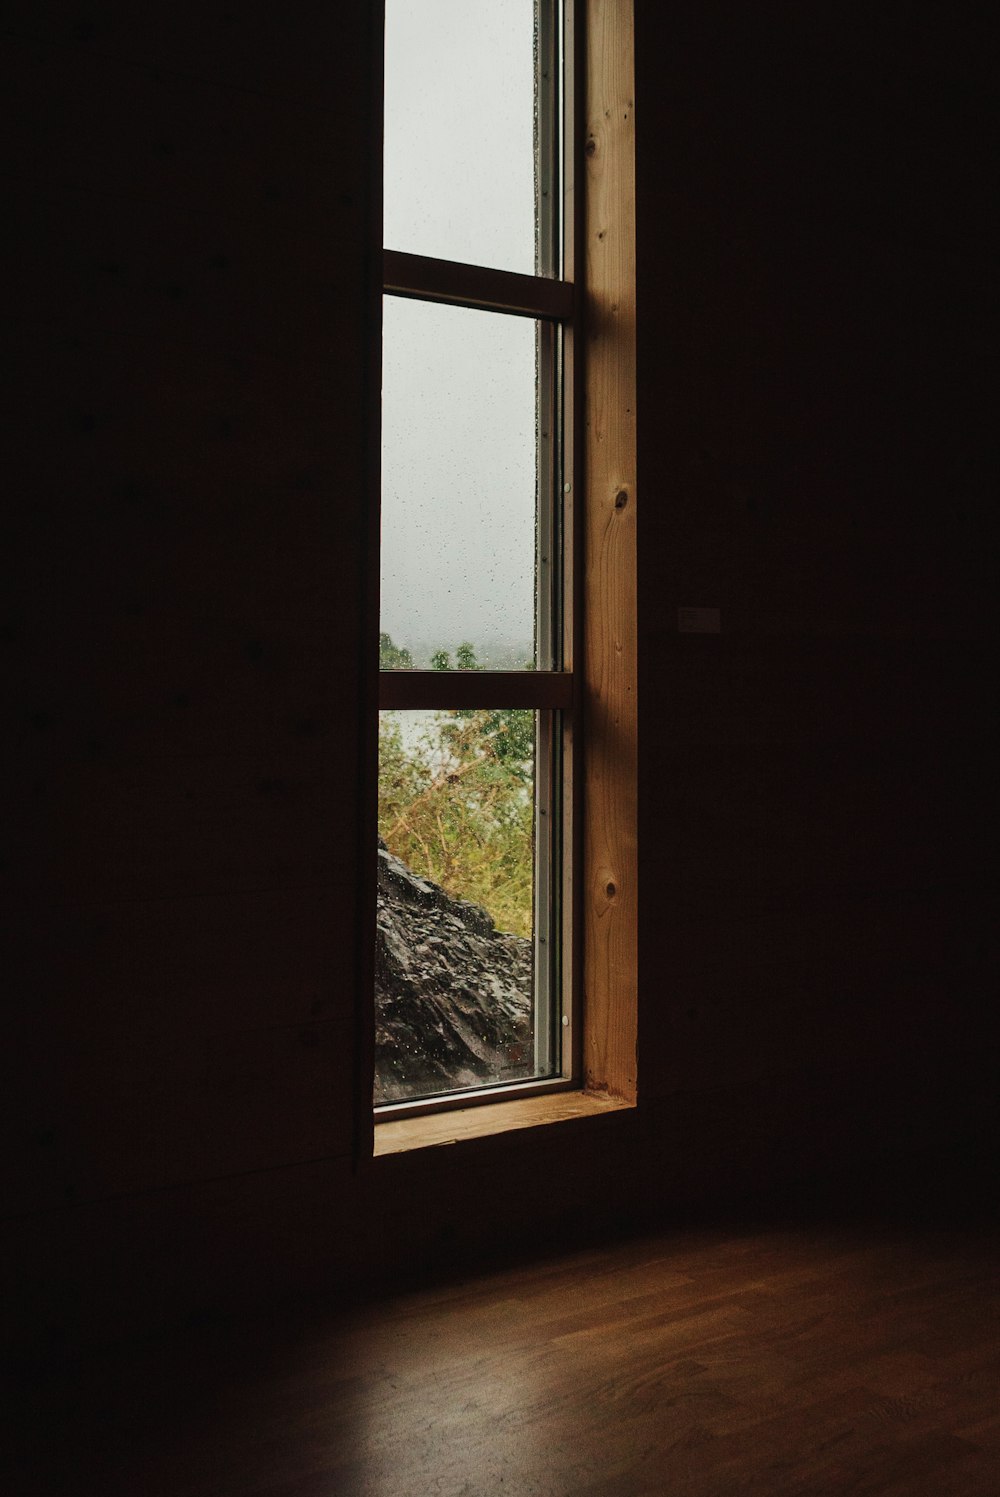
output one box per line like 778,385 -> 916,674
376,708 -> 545,1104
380,296 -> 543,671
384,0 -> 539,274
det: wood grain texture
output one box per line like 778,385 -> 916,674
7,1223 -> 998,1495
375,1087 -> 629,1155
582,0 -> 638,1101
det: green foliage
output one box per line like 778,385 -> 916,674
444,641 -> 533,779
378,640 -> 535,937
379,632 -> 413,669
449,706 -> 534,774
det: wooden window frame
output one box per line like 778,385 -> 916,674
364,0 -> 636,1156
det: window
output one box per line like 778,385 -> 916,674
372,0 -> 636,1143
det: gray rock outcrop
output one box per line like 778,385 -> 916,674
374,839 -> 533,1104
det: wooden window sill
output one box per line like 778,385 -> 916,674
374,1089 -> 633,1156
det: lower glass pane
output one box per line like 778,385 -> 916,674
375,707 -> 551,1104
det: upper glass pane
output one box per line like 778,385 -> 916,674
380,296 -> 541,670
384,0 -> 540,274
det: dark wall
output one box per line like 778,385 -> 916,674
635,3 -> 997,1188
3,3 -> 996,1351
4,3 -> 375,1346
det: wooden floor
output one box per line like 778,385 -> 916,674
7,1221 -> 1000,1496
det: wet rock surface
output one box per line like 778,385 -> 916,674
374,839 -> 533,1104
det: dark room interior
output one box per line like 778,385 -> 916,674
3,2 -> 997,1492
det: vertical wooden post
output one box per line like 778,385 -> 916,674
582,0 -> 638,1101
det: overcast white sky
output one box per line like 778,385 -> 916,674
380,0 -> 540,666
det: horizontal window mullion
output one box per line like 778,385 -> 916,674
379,670 -> 572,711
383,249 -> 574,322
